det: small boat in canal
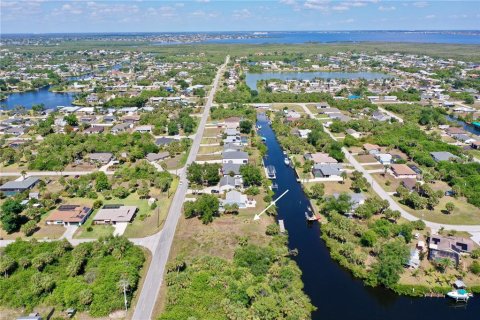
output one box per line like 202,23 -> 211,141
446,289 -> 473,302
257,125 -> 262,129
284,157 -> 290,166
267,165 -> 276,179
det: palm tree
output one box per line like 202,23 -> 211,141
340,171 -> 348,184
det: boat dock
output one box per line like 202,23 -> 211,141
279,220 -> 286,233
266,165 -> 277,179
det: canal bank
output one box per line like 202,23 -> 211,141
257,113 -> 480,320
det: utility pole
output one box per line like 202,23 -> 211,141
119,279 -> 129,314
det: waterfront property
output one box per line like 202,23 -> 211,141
0,177 -> 40,196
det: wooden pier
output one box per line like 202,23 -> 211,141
279,220 -> 286,233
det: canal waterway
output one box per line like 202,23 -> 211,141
246,71 -> 391,90
446,115 -> 480,136
257,113 -> 479,320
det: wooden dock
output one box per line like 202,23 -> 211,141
279,220 -> 286,233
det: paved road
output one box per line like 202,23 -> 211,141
132,56 -> 229,320
299,103 -> 480,233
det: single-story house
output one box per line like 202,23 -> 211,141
219,176 -> 243,192
428,234 -> 475,267
430,151 -> 460,162
472,141 -> 480,149
223,151 -> 248,164
0,177 -> 40,196
222,163 -> 242,177
400,178 -> 417,192
298,129 -> 312,139
452,134 -> 477,144
375,153 -> 392,165
111,123 -> 132,134
46,205 -> 92,226
405,249 -> 421,269
333,192 -> 365,216
134,125 -> 153,134
83,126 -> 104,134
224,117 -> 241,129
363,143 -> 381,154
372,111 -> 391,122
446,127 -> 466,136
87,152 -> 113,164
222,190 -> 256,209
155,137 -> 176,146
305,152 -> 338,165
225,128 -> 240,136
312,164 -> 343,178
390,164 -> 417,179
146,152 -> 169,162
223,143 -> 244,153
346,128 -> 361,139
93,205 -> 138,224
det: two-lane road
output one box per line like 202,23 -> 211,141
132,56 -> 229,320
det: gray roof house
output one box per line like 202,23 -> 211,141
430,151 -> 460,162
222,163 -> 242,177
222,151 -> 249,164
93,205 -> 138,224
87,152 -> 113,164
219,176 -> 243,192
146,152 -> 169,162
222,190 -> 256,209
155,137 -> 175,146
312,164 -> 343,178
0,177 -> 40,196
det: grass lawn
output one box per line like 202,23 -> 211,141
201,137 -> 220,144
74,209 -> 114,239
198,145 -> 222,154
398,195 -> 480,225
196,154 -> 222,161
371,173 -> 402,192
204,127 -> 222,136
354,154 -> 378,163
271,103 -> 305,113
163,152 -> 188,170
306,104 -> 319,114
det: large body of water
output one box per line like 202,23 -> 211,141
0,86 -> 75,110
246,71 -> 391,90
257,113 -> 479,320
200,31 -> 480,45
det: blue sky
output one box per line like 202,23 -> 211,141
1,1 -> 479,33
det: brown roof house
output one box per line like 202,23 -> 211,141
390,164 -> 417,179
93,205 -> 138,224
428,234 -> 475,267
46,205 -> 92,226
304,152 -> 338,165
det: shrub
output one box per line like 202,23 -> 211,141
266,223 -> 280,236
470,261 -> 480,275
93,200 -> 103,209
20,220 -> 37,236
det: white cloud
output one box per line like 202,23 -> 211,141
332,5 -> 349,11
378,5 -> 396,12
413,1 -> 429,8
425,14 -> 435,19
233,8 -> 252,19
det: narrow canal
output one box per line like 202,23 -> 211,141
257,113 -> 480,320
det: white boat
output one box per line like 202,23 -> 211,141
257,125 -> 262,129
266,165 -> 276,179
283,150 -> 287,155
447,289 -> 473,302
284,158 -> 290,166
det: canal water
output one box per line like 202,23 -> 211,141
257,113 -> 479,320
0,86 -> 75,110
446,115 -> 480,137
246,71 -> 391,90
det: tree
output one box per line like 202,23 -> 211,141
374,239 -> 409,287
240,164 -> 262,186
445,202 -> 455,214
310,183 -> 325,200
470,261 -> 480,275
0,256 -> 16,277
239,120 -> 253,134
435,258 -> 453,273
265,223 -> 280,236
187,162 -> 203,185
360,230 -> 377,247
340,171 -> 348,184
384,209 -> 401,222
1,199 -> 25,233
203,164 -> 221,186
20,220 -> 37,236
64,114 -> 78,126
95,172 -> 111,192
167,121 -> 179,135
183,194 -> 220,224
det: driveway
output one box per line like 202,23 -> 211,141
113,222 -> 128,236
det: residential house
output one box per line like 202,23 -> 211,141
222,163 -> 242,177
83,126 -> 104,135
93,205 -> 138,224
312,164 -> 343,179
390,164 -> 417,179
155,137 -> 175,146
372,111 -> 391,122
304,152 -> 338,165
430,151 -> 460,162
428,234 -> 475,266
375,153 -> 393,165
471,141 -> 480,149
146,152 -> 169,162
400,178 -> 417,192
363,143 -> 381,154
346,128 -> 361,139
134,125 -> 153,134
298,129 -> 311,139
0,177 -> 40,196
219,176 -> 243,192
224,117 -> 241,129
223,143 -> 244,153
87,152 -> 113,164
46,205 -> 92,226
452,134 -> 476,144
111,123 -> 132,134
222,190 -> 256,209
223,151 -> 248,164
333,192 -> 365,216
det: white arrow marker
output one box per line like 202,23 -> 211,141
254,189 -> 289,221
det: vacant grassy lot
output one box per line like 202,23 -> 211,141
198,145 -> 222,154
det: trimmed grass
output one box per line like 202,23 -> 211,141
371,173 -> 402,192
195,154 -> 222,161
201,137 -> 220,144
198,145 -> 222,154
